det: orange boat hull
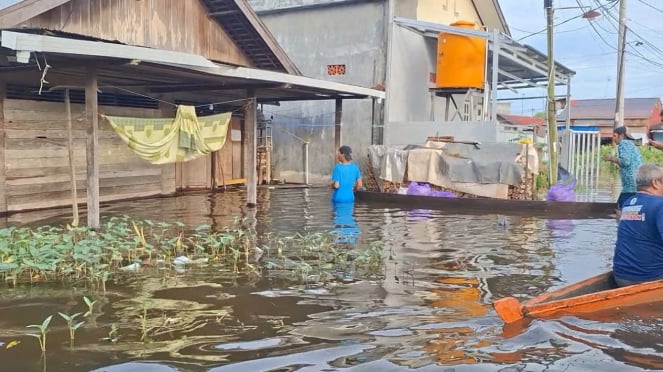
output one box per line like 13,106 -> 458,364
493,271 -> 663,323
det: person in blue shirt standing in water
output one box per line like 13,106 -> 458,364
331,146 -> 363,244
331,145 -> 363,203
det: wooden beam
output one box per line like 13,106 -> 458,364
245,90 -> 257,207
0,82 -> 6,214
148,82 -> 284,93
0,0 -> 71,28
64,88 -> 79,226
209,10 -> 240,17
334,98 -> 343,152
85,67 -> 100,228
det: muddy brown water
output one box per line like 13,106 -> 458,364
1,187 -> 662,372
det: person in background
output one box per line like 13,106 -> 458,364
603,126 -> 643,210
613,164 -> 663,287
647,109 -> 663,150
331,145 -> 363,203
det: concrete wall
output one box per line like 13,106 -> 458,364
387,26 -> 479,123
249,0 -> 495,182
416,0 -> 481,26
384,121 -> 497,146
249,0 -> 387,184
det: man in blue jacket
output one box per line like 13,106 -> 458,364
613,164 -> 663,287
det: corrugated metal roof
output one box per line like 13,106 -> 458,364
498,113 -> 544,126
558,98 -> 661,120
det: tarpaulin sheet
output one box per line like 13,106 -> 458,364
368,142 -> 538,199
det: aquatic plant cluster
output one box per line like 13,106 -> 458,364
0,216 -> 385,287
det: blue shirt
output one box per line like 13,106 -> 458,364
617,140 -> 643,193
332,162 -> 361,203
613,193 -> 663,282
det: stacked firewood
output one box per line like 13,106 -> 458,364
507,154 -> 534,200
358,156 -> 383,192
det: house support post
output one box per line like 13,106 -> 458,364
489,30 -> 500,123
86,68 -> 100,228
245,91 -> 257,207
65,89 -> 79,226
334,98 -> 343,157
159,101 -> 177,194
545,0 -> 558,185
0,82 -> 6,214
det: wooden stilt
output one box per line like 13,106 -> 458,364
0,82 -> 6,214
334,98 -> 343,152
65,89 -> 79,226
245,92 -> 257,207
265,145 -> 271,185
158,101 -> 177,194
85,68 -> 100,228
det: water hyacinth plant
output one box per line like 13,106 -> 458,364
0,216 -> 386,287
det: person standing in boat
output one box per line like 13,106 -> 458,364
603,126 -> 643,210
331,145 -> 363,203
613,164 -> 663,287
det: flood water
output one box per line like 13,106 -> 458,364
2,185 -> 663,372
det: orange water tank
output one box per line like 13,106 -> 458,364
435,20 -> 487,90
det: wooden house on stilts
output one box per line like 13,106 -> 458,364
0,0 -> 384,226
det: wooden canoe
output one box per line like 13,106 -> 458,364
493,271 -> 663,323
355,191 -> 616,219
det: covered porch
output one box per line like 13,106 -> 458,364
0,29 -> 385,227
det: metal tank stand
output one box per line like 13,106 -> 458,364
430,87 -> 486,122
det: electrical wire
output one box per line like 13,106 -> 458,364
636,0 -> 663,14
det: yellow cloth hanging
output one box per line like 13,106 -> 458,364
103,105 -> 232,164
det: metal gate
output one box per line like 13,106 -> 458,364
562,129 -> 601,189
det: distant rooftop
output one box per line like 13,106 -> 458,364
558,98 -> 661,120
498,113 -> 544,126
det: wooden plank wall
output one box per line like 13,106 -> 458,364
2,99 -> 174,212
177,117 -> 243,189
25,0 -> 253,67
214,118 -> 243,185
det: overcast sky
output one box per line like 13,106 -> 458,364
498,0 -> 663,115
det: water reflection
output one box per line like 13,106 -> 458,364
0,187 -> 660,371
333,202 -> 360,244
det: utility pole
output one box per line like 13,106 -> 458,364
545,0 -> 558,185
614,0 -> 627,129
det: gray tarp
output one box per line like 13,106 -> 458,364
369,145 -> 408,184
404,143 -> 525,186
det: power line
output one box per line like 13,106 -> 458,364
516,9 -> 601,41
637,0 -> 663,14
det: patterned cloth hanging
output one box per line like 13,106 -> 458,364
103,105 -> 232,164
